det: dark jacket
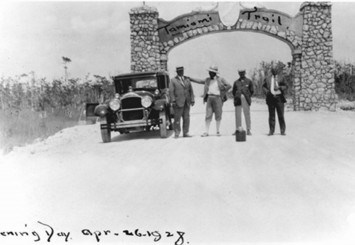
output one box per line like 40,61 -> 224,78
232,77 -> 254,106
262,75 -> 287,105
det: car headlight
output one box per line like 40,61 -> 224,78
141,96 -> 153,108
94,104 -> 108,117
109,99 -> 120,111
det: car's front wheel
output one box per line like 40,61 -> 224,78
100,117 -> 111,143
159,111 -> 167,138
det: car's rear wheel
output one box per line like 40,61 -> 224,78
100,117 -> 111,143
159,111 -> 167,138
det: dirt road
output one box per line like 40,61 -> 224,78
1,99 -> 355,245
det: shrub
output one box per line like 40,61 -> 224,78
0,73 -> 111,153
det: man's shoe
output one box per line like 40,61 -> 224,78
281,132 -> 286,136
201,132 -> 209,137
183,134 -> 192,138
247,129 -> 252,136
268,131 -> 274,136
174,135 -> 179,139
216,132 -> 221,136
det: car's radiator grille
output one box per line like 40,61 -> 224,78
122,110 -> 144,121
121,97 -> 144,121
122,97 -> 141,109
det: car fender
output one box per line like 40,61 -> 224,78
153,99 -> 167,111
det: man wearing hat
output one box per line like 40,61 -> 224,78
190,65 -> 231,136
169,66 -> 195,138
232,69 -> 254,135
262,66 -> 287,136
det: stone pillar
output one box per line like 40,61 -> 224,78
129,5 -> 161,72
299,2 -> 337,111
292,52 -> 302,111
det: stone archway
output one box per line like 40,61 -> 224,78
129,2 -> 337,111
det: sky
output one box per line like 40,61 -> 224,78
1,1 -> 355,82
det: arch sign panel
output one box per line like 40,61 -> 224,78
238,7 -> 302,36
157,4 -> 302,45
158,11 -> 221,43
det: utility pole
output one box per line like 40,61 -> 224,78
62,56 -> 71,82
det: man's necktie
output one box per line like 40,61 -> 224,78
180,77 -> 185,86
271,76 -> 280,95
271,76 -> 275,95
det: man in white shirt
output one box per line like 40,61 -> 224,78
190,65 -> 231,136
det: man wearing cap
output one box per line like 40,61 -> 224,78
189,65 -> 231,137
232,69 -> 254,135
169,66 -> 195,138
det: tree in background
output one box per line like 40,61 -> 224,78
334,61 -> 355,100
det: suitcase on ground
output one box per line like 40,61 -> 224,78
236,128 -> 246,142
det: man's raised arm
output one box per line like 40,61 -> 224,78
186,76 -> 205,85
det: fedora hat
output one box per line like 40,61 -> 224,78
176,66 -> 184,71
207,65 -> 219,74
238,69 -> 246,73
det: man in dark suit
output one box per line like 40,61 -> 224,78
169,66 -> 195,138
263,67 -> 287,136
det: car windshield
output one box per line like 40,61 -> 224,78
115,76 -> 158,94
135,79 -> 157,89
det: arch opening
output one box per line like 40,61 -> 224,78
167,31 -> 294,98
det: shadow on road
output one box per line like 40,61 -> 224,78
109,129 -> 174,142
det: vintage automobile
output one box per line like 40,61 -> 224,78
86,71 -> 173,143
